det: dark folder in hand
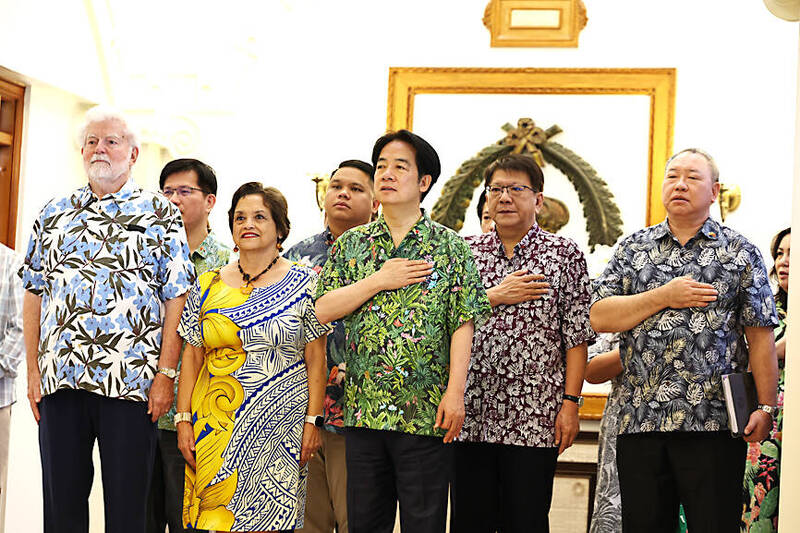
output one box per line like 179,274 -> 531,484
722,372 -> 757,437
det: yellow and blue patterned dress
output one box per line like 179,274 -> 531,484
177,264 -> 330,531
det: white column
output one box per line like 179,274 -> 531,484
778,22 -> 800,532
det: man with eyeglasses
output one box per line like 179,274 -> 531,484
148,159 -> 231,533
452,153 -> 592,532
19,106 -> 195,533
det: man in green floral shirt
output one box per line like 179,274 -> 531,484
148,159 -> 231,533
316,130 -> 491,533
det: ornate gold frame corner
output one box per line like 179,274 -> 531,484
386,67 -> 676,226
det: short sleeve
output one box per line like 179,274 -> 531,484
302,273 -> 332,343
558,243 -> 595,349
178,279 -> 204,347
588,332 -> 620,361
591,240 -> 629,307
18,206 -> 49,294
446,235 -> 491,336
157,203 -> 196,301
737,243 -> 779,328
316,236 -> 348,300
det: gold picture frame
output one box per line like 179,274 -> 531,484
387,67 -> 676,418
386,67 -> 676,226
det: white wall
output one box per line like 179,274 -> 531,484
0,0 -> 106,104
2,0 -> 797,530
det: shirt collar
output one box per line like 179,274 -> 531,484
370,209 -> 431,239
323,227 -> 335,246
491,222 -> 541,256
194,231 -> 218,260
654,217 -> 720,242
82,178 -> 139,203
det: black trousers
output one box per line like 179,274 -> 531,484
616,431 -> 746,533
450,441 -> 558,533
147,429 -> 203,533
345,427 -> 452,533
39,388 -> 157,533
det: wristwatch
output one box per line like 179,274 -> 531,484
757,404 -> 776,418
158,367 -> 177,379
306,415 -> 324,427
174,412 -> 192,425
563,394 -> 584,407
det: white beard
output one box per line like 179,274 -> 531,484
84,156 -> 128,182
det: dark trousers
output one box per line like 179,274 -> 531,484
147,429 -> 202,533
617,431 -> 746,533
451,441 -> 558,533
345,427 -> 452,533
39,388 -> 157,533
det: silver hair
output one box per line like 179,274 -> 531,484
665,148 -> 719,183
76,105 -> 140,151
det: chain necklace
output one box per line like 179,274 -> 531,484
237,254 -> 280,294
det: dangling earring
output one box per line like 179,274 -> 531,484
233,244 -> 239,253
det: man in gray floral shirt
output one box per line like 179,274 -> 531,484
591,148 -> 778,533
20,107 -> 195,533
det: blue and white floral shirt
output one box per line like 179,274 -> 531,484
591,217 -> 778,434
19,179 -> 196,402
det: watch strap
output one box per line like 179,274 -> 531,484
174,412 -> 192,425
305,415 -> 324,427
757,404 -> 776,417
158,367 -> 177,379
563,394 -> 584,407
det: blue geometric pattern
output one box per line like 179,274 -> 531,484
179,264 -> 330,530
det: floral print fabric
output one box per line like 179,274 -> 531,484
19,180 -> 195,401
592,218 -> 778,435
285,229 -> 348,433
316,212 -> 491,437
159,231 -> 230,430
459,225 -> 594,447
741,301 -> 786,532
588,333 -> 623,533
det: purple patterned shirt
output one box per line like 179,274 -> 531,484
460,224 -> 594,447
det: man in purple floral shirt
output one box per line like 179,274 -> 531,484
454,154 -> 593,533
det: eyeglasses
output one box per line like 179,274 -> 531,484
161,186 -> 205,198
485,184 -> 536,198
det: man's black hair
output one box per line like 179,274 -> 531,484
476,189 -> 488,221
332,159 -> 374,181
159,158 -> 218,195
484,153 -> 544,192
371,130 -> 441,201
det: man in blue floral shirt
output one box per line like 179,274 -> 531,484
148,158 -> 230,533
285,159 -> 378,533
591,148 -> 778,532
20,107 -> 195,533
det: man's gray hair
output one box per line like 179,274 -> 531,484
665,148 -> 719,183
77,105 -> 140,151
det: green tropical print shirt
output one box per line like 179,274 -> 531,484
159,231 -> 231,430
316,211 -> 491,436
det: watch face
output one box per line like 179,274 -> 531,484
315,416 -> 324,427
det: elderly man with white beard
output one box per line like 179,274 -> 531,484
19,106 -> 195,533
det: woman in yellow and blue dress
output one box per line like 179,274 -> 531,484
175,182 -> 329,532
